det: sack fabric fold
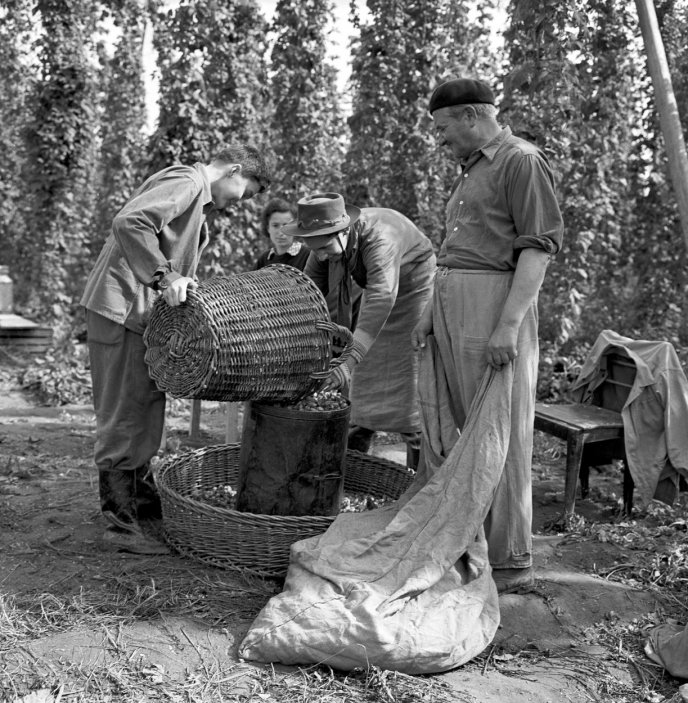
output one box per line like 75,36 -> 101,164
239,338 -> 512,673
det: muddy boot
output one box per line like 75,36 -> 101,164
99,469 -> 168,555
492,566 -> 535,595
135,465 -> 162,520
347,425 -> 375,453
99,468 -> 138,532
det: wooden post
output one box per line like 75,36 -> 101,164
225,402 -> 240,443
635,0 -> 688,247
189,398 -> 202,442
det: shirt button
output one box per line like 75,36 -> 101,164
459,201 -> 464,205
453,227 -> 458,231
464,174 -> 468,178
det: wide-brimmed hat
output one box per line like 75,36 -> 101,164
282,192 -> 360,238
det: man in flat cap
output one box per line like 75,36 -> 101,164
412,77 -> 564,594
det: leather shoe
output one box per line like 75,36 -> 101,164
492,566 -> 534,595
348,425 -> 375,453
99,469 -> 138,528
102,524 -> 169,555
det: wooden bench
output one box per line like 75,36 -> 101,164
534,349 -> 636,518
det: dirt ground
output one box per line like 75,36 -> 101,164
0,361 -> 686,703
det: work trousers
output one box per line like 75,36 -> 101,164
86,311 -> 166,474
432,268 -> 538,569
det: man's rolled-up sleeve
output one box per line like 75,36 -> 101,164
509,153 -> 564,256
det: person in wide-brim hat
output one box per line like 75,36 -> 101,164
282,192 -> 361,239
296,190 -> 436,471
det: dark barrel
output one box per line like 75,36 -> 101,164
236,400 -> 351,516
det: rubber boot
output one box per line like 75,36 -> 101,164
99,469 -> 138,532
347,425 -> 375,453
135,465 -> 162,519
99,469 -> 168,555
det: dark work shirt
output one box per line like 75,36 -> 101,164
304,208 -> 435,352
438,127 -> 564,270
254,244 -> 310,272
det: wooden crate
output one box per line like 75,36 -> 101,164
0,317 -> 53,354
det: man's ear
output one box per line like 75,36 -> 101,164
225,163 -> 242,178
463,105 -> 478,123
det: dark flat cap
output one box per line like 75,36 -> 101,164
428,78 -> 495,113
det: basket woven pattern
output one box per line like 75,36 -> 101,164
143,265 -> 331,402
155,443 -> 415,578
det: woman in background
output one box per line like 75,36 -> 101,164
255,197 -> 309,271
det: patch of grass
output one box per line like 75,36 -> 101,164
462,619 -> 682,703
571,496 -> 688,605
580,611 -> 681,703
0,575 -> 464,702
520,492 -> 687,703
2,655 -> 258,702
0,565 -> 277,702
1,660 -> 462,703
243,665 -> 462,703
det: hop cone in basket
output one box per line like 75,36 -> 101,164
143,265 -> 332,402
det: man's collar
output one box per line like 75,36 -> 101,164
461,127 -> 511,170
194,163 -> 215,210
479,126 -> 511,161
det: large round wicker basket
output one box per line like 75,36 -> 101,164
143,265 -> 348,403
154,444 -> 415,578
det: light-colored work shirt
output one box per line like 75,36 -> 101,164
81,163 -> 213,334
438,127 -> 564,270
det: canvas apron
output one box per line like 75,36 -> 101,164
349,256 -> 435,434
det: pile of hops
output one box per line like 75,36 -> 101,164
340,493 -> 393,512
291,390 -> 349,412
190,484 -> 237,509
189,484 -> 389,515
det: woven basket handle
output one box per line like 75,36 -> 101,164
310,320 -> 355,380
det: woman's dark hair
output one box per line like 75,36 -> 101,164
261,197 -> 297,237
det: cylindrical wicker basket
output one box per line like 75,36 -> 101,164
154,444 -> 415,578
143,265 -> 350,403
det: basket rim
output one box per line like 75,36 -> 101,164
249,397 -> 351,420
153,442 -> 413,525
153,443 -> 415,576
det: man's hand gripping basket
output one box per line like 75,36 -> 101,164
143,264 -> 351,402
